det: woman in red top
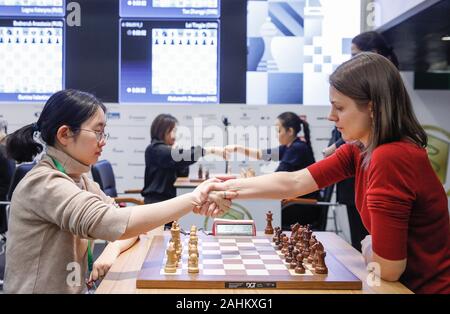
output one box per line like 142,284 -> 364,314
210,52 -> 449,293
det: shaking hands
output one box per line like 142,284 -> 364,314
190,178 -> 237,218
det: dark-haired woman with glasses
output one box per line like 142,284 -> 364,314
3,89 -> 234,293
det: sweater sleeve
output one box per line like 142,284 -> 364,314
25,170 -> 132,242
367,147 -> 415,260
150,145 -> 204,170
307,143 -> 356,188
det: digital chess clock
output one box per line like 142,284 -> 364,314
212,219 -> 256,236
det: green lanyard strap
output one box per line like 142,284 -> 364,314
51,157 -> 93,273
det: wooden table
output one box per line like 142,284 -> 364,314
174,177 -> 203,189
96,229 -> 412,294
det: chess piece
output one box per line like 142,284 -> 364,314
189,231 -> 198,247
277,234 -> 286,250
308,242 -> 318,264
302,235 -> 311,259
205,169 -> 210,180
164,242 -> 177,273
285,245 -> 294,263
198,165 -> 203,179
171,222 -> 182,261
188,253 -> 199,273
315,251 -> 328,274
281,236 -> 289,255
272,227 -> 281,242
295,253 -> 306,274
265,211 -> 274,234
291,248 -> 300,269
189,242 -> 199,257
313,242 -> 324,268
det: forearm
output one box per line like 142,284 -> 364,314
100,237 -> 137,259
224,169 -> 319,200
236,146 -> 261,160
120,193 -> 194,239
361,238 -> 406,282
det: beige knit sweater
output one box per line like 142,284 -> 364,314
4,146 -> 132,294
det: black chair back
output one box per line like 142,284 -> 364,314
91,160 -> 118,198
7,162 -> 35,202
281,185 -> 335,231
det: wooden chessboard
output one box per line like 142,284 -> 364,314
136,235 -> 362,290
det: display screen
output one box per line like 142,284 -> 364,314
120,0 -> 220,19
119,19 -> 220,104
216,224 -> 253,236
0,0 -> 65,17
0,18 -> 64,102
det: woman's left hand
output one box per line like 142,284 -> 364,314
88,242 -> 120,283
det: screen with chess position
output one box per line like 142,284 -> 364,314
0,18 -> 64,102
119,20 -> 220,104
0,0 -> 65,17
120,0 -> 220,19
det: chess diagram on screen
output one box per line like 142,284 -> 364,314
0,20 -> 64,101
152,28 -> 218,96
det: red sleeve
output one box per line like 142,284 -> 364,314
307,143 -> 357,189
367,146 -> 416,261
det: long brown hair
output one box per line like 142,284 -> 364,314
329,52 -> 427,167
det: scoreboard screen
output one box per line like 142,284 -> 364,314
0,0 -> 65,17
120,0 -> 220,19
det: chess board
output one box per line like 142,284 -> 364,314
137,235 -> 362,290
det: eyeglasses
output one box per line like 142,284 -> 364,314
75,128 -> 109,143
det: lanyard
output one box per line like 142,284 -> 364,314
51,157 -> 93,273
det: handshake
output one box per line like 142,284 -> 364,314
189,178 -> 238,218
205,145 -> 248,161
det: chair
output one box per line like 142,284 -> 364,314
7,162 -> 35,202
91,160 -> 143,206
281,185 -> 336,231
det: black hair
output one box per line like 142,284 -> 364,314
151,114 -> 178,142
352,31 -> 399,69
277,112 -> 313,153
6,89 -> 106,163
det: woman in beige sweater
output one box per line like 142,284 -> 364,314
4,89 -> 233,293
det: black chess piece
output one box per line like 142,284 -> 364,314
295,253 -> 306,274
265,211 -> 274,235
315,251 -> 328,274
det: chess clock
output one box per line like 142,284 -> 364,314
212,219 -> 256,236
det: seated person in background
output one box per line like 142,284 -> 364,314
226,112 -> 318,199
141,114 -> 227,229
4,90 -> 233,294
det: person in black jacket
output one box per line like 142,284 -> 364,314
141,114 -> 226,229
